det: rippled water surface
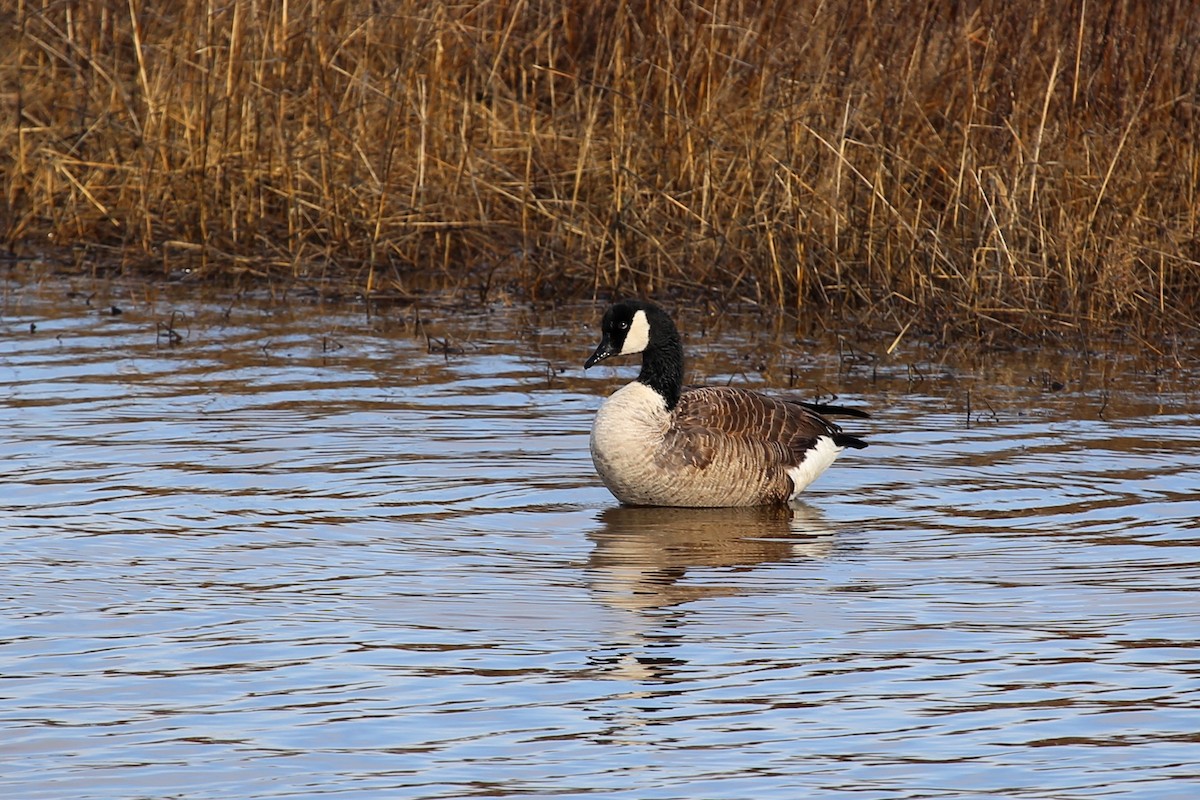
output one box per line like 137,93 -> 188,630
3,279 -> 1199,799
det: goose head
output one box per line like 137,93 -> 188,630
583,300 -> 660,369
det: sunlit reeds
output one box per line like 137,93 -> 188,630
3,0 -> 1198,339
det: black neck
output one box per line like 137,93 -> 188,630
637,327 -> 684,411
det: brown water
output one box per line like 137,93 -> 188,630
3,279 -> 1199,800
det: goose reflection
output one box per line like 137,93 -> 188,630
587,503 -> 835,612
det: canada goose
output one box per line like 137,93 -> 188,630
583,299 -> 867,507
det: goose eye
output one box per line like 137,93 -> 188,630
618,321 -> 629,330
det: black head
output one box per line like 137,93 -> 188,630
583,300 -> 665,369
583,299 -> 685,408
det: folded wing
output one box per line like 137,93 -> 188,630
659,386 -> 863,472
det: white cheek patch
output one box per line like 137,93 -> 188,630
620,309 -> 651,355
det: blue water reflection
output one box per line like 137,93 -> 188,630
2,282 -> 1198,799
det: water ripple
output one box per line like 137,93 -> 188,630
2,285 -> 1199,799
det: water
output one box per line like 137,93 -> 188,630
3,279 -> 1199,799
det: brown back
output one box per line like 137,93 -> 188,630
658,386 -> 839,472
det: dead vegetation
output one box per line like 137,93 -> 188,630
3,0 -> 1199,341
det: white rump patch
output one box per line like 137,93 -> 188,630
786,436 -> 842,498
619,309 -> 651,355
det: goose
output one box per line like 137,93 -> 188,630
583,299 -> 867,507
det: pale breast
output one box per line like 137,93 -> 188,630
590,382 -> 674,506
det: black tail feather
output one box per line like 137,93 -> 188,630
800,401 -> 871,419
834,432 -> 869,450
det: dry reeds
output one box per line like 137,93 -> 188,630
3,0 -> 1199,339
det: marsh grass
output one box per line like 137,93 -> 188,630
3,0 -> 1199,341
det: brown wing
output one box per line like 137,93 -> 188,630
658,385 -> 841,470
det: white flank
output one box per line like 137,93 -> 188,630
620,309 -> 651,355
786,436 -> 842,499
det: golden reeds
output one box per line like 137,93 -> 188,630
3,0 -> 1199,339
